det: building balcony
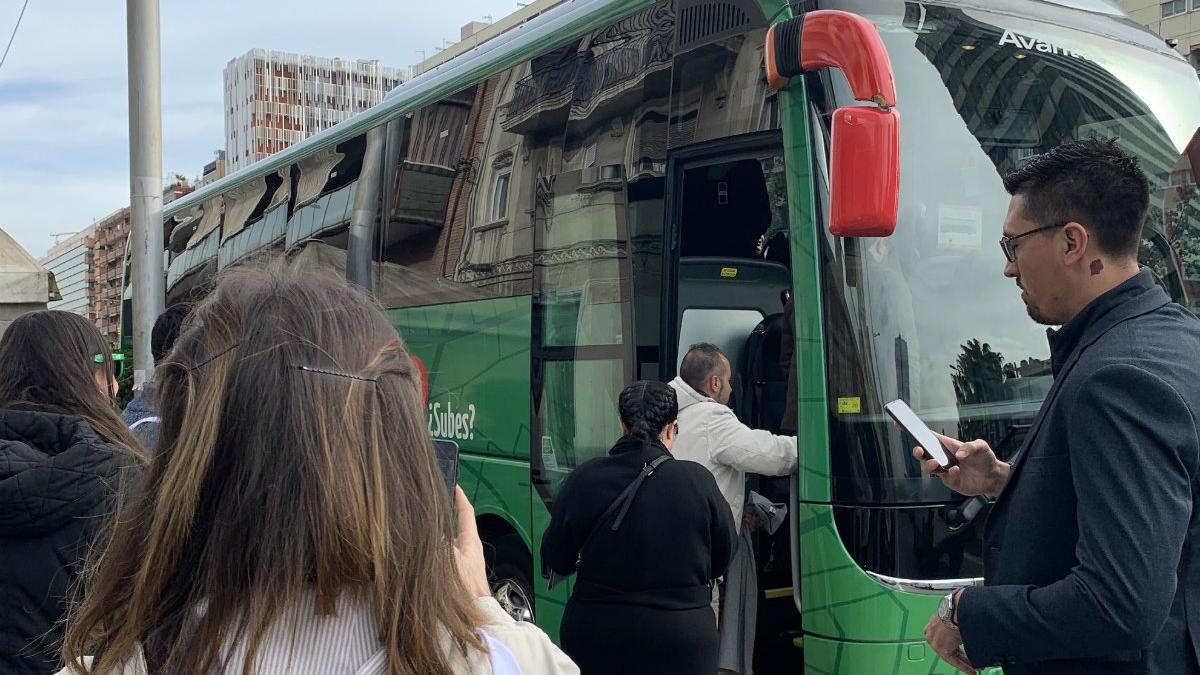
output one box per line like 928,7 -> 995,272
496,9 -> 672,133
568,40 -> 672,129
501,58 -> 579,134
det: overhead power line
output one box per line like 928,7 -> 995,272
0,0 -> 31,75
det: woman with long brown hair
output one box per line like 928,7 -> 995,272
0,311 -> 144,674
60,263 -> 576,675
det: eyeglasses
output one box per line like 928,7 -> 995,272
93,352 -> 125,379
673,422 -> 680,435
999,222 -> 1067,263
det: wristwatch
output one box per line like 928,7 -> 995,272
937,590 -> 959,629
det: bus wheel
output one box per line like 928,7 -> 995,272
489,535 -> 534,623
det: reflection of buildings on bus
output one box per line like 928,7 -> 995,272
906,2 -> 1200,371
374,0 -> 781,470
381,0 -> 777,300
895,335 -> 911,402
1154,137 -> 1200,310
1004,356 -> 1053,401
908,5 -> 1178,176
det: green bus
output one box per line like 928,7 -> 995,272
152,0 -> 1200,671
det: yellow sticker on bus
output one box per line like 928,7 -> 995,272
837,397 -> 862,414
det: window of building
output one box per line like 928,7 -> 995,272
376,83 -> 528,306
489,168 -> 511,221
1162,0 -> 1188,17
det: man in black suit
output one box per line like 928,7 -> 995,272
917,139 -> 1200,674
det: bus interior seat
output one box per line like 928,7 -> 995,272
674,257 -> 792,383
740,311 -> 787,433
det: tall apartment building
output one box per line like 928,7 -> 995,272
88,208 -> 130,346
35,181 -> 194,346
1116,1 -> 1200,70
40,229 -> 93,316
224,49 -> 404,172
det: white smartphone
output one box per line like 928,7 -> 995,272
884,399 -> 957,469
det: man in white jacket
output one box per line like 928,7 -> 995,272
669,343 -> 797,624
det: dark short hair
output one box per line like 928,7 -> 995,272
1002,138 -> 1149,259
151,304 -> 190,364
679,343 -> 726,392
618,381 -> 678,444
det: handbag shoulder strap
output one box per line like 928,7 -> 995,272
609,454 -> 672,531
578,454 -> 672,566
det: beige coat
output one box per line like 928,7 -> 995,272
54,596 -> 577,675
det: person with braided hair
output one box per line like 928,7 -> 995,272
541,381 -> 736,675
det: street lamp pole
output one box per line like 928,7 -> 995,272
126,0 -> 164,387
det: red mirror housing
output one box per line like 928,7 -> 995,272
829,107 -> 899,237
411,354 -> 429,406
766,10 -> 900,237
798,11 -> 896,108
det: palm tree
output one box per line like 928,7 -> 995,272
951,338 -> 1006,405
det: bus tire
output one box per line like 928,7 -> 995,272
487,534 -> 535,623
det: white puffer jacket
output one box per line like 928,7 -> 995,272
669,377 -> 797,532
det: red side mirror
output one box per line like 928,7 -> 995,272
411,354 -> 429,406
797,11 -> 896,108
766,10 -> 900,237
830,107 -> 899,237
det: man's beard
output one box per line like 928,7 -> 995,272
1025,300 -> 1055,326
1018,280 -> 1055,325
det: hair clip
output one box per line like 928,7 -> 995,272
297,365 -> 378,383
189,341 -> 242,371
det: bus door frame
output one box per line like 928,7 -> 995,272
659,129 -> 787,382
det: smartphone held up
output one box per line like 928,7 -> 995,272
433,438 -> 460,498
884,399 -> 957,471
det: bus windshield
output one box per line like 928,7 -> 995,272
814,0 -> 1200,503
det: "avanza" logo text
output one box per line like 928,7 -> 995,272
998,29 -> 1087,59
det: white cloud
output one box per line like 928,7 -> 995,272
0,0 -> 515,259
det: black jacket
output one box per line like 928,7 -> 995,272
0,406 -> 133,674
541,436 -> 737,609
958,270 -> 1200,674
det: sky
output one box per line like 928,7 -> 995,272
0,0 -> 516,260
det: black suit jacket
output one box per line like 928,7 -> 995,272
957,270 -> 1200,674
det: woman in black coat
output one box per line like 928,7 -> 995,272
541,380 -> 736,675
0,311 -> 143,674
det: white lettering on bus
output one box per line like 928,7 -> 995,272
428,401 -> 477,441
997,29 -> 1086,59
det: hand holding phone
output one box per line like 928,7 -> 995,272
884,399 -> 957,470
